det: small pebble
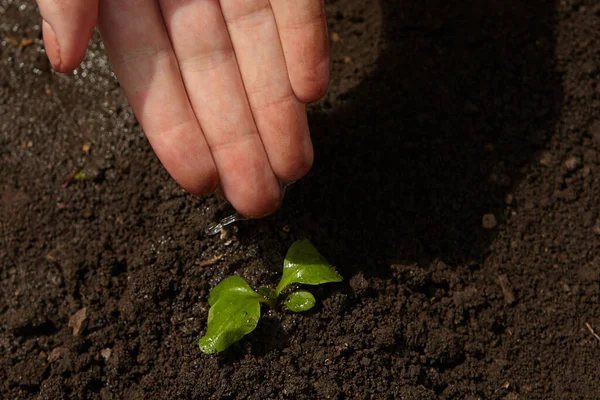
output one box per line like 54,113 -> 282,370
68,307 -> 88,336
47,347 -> 64,362
101,348 -> 112,360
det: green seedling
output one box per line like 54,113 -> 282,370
199,239 -> 343,354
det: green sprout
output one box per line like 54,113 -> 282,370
199,239 -> 343,354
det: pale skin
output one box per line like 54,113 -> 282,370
36,0 -> 330,218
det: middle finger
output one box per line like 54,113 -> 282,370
220,0 -> 314,184
160,0 -> 282,217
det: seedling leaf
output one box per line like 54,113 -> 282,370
208,276 -> 258,306
199,276 -> 262,354
285,290 -> 316,312
276,239 -> 343,295
198,241 -> 344,354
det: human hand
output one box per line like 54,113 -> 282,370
37,0 -> 330,218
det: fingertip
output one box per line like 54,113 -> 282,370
178,167 -> 219,197
163,151 -> 220,197
227,178 -> 283,219
42,19 -> 90,73
274,137 -> 314,183
38,0 -> 98,72
291,58 -> 330,103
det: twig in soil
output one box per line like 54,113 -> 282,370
585,322 -> 600,343
62,168 -> 81,188
195,254 -> 223,267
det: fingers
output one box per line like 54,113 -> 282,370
97,0 -> 218,196
36,0 -> 99,72
94,0 -> 325,218
221,0 -> 314,184
159,0 -> 282,218
270,0 -> 330,102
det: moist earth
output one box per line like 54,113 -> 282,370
1,0 -> 600,398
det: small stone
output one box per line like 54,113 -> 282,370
593,224 -> 600,236
68,307 -> 88,336
482,214 -> 497,229
331,32 -> 341,42
564,156 -> 582,171
343,56 -> 352,63
504,194 -> 514,205
101,348 -> 112,360
47,347 -> 65,362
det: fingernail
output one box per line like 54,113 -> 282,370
42,19 -> 62,71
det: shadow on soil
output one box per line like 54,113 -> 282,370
278,0 -> 562,276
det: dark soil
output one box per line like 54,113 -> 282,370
2,0 -> 600,398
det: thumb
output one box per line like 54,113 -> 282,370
36,0 -> 99,72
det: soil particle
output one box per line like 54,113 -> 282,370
100,348 -> 112,360
564,155 -> 582,171
496,274 -> 516,305
482,213 -> 498,229
68,307 -> 88,336
46,347 -> 65,363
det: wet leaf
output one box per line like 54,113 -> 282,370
285,290 -> 316,312
199,276 -> 262,354
276,239 -> 343,295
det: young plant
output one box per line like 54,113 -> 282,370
198,239 -> 343,354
